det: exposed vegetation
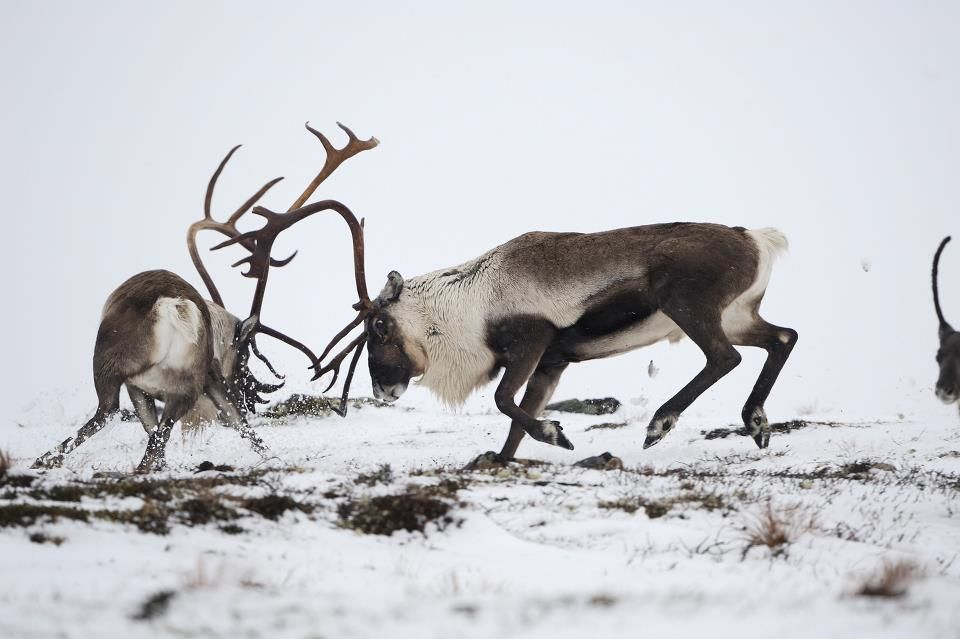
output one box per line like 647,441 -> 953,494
854,559 -> 921,598
545,397 -> 621,415
338,482 -> 464,536
264,394 -> 392,421
0,468 -> 313,536
742,502 -> 817,557
584,422 -> 628,432
356,464 -> 394,486
600,489 -> 729,519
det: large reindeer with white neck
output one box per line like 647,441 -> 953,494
306,218 -> 798,462
32,123 -> 378,473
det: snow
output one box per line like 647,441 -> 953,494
2,394 -> 959,638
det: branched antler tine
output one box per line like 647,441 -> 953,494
227,176 -> 284,225
212,231 -> 257,252
305,121 -> 335,153
331,339 -> 366,418
336,121 -> 359,142
257,324 -> 321,369
205,145 -> 241,219
314,310 -> 366,363
313,332 -> 366,389
250,335 -> 284,380
288,122 -> 379,212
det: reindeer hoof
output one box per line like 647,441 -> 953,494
643,414 -> 678,449
528,420 -> 574,450
745,407 -> 770,449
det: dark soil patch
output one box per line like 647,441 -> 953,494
0,503 -> 89,528
29,532 -> 65,545
546,398 -> 621,415
338,484 -> 462,536
242,495 -> 312,520
132,590 -> 176,621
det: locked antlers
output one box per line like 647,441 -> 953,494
210,122 -> 378,416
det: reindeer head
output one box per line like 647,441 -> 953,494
932,236 -> 960,405
365,271 -> 427,402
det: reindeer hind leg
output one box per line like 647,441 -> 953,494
136,394 -> 195,473
32,376 -> 122,469
728,318 -> 798,449
645,289 -> 742,449
127,385 -> 159,435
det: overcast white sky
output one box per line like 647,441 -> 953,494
2,1 -> 958,434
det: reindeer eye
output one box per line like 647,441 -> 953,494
373,318 -> 388,342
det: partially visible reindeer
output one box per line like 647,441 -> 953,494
32,123 -> 378,472
933,236 -> 960,407
298,219 -> 798,461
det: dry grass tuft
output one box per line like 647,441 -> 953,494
743,502 -> 817,557
0,449 -> 10,477
855,559 -> 921,598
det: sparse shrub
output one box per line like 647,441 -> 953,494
742,502 -> 817,557
0,450 -> 10,477
855,559 -> 921,598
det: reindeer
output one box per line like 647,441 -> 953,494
933,236 -> 960,407
302,220 -> 798,461
32,123 -> 378,472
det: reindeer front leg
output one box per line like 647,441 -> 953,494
488,317 -> 574,452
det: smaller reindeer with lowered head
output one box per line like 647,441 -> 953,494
32,123 -> 378,472
933,236 -> 960,408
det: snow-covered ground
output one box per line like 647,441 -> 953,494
2,394 -> 959,639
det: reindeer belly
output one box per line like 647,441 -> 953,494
565,311 -> 684,361
127,297 -> 205,398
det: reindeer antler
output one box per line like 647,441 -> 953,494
187,146 -> 293,307
289,122 -> 379,212
212,199 -> 372,414
209,123 -> 378,416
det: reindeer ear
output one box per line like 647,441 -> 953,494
378,271 -> 404,302
237,314 -> 259,344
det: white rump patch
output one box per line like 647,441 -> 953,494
148,297 -> 202,370
721,227 -> 789,339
